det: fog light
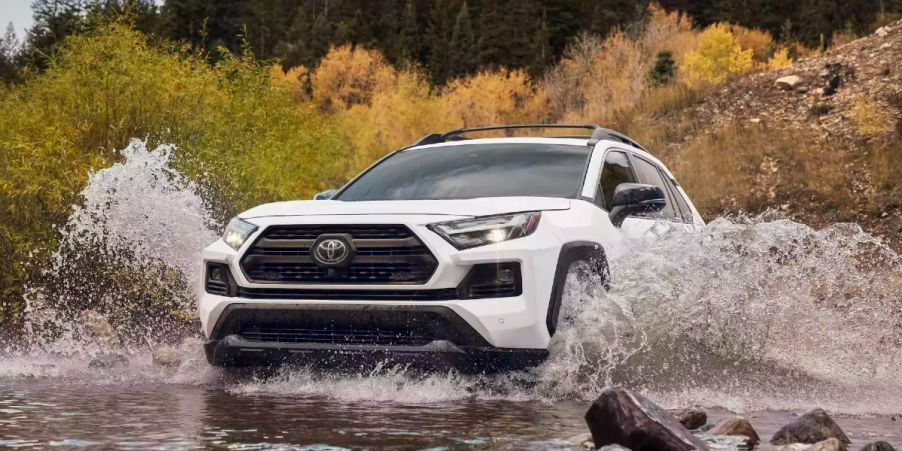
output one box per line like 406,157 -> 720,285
497,268 -> 514,283
210,266 -> 224,282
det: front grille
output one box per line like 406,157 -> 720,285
237,287 -> 458,301
240,224 -> 438,284
240,325 -> 433,346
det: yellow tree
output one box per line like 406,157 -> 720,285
682,23 -> 753,86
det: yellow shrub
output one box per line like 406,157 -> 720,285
441,69 -> 547,128
543,31 -> 644,125
340,70 -> 453,173
765,47 -> 793,69
641,5 -> 698,62
682,23 -> 754,86
310,45 -> 397,110
730,24 -> 773,62
270,63 -> 309,99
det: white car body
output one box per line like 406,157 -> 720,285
198,132 -> 703,369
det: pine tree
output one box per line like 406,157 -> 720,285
0,23 -> 19,82
426,0 -> 457,84
448,1 -> 477,79
648,50 -> 677,86
397,0 -> 420,63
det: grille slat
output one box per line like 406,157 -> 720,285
237,287 -> 458,301
240,326 -> 432,346
240,225 -> 438,285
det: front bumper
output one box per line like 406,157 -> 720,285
203,304 -> 548,370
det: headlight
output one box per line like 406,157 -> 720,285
223,217 -> 258,250
428,212 -> 541,250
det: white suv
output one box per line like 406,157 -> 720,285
199,125 -> 703,369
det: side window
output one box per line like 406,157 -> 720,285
630,156 -> 677,220
662,173 -> 693,223
597,151 -> 637,209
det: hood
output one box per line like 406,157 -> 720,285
239,197 -> 571,219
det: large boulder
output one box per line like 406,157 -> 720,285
672,408 -> 708,430
771,409 -> 851,446
775,75 -> 803,90
585,387 -> 708,451
709,416 -> 760,450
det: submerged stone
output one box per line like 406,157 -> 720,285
771,409 -> 851,446
709,416 -> 760,449
585,387 -> 708,451
88,353 -> 128,370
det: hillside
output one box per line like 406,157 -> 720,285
672,20 -> 902,247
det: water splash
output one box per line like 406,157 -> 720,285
4,140 -> 902,415
21,139 -> 218,355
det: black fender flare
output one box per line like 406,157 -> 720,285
545,241 -> 611,336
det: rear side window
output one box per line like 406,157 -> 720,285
630,156 -> 678,220
597,151 -> 637,209
662,174 -> 694,222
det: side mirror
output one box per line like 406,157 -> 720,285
609,183 -> 666,228
313,189 -> 338,200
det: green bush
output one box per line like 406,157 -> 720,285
0,24 -> 348,334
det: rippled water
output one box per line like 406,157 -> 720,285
2,141 -> 901,448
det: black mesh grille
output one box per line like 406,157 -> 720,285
240,325 -> 433,346
240,225 -> 438,284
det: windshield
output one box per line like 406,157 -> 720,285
334,143 -> 590,201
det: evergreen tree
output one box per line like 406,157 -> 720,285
22,0 -> 90,70
448,1 -> 477,79
426,0 -> 457,84
0,23 -> 19,82
397,0 -> 420,63
648,50 -> 677,86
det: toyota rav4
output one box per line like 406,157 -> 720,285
199,124 -> 703,370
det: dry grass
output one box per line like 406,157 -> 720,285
850,94 -> 896,136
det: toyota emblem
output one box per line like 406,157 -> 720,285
313,237 -> 351,266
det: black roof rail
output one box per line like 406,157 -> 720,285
406,124 -> 647,151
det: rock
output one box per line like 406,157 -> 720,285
79,309 -> 120,348
599,446 -> 633,451
810,438 -> 847,451
709,416 -> 760,449
88,353 -> 128,369
875,26 -> 890,37
771,408 -> 851,446
672,408 -> 708,430
152,345 -> 182,367
860,441 -> 896,451
585,387 -> 708,451
776,75 -> 802,90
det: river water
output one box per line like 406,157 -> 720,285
1,141 -> 901,449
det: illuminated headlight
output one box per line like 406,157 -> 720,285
428,212 -> 541,250
223,217 -> 258,250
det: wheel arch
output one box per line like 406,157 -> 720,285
545,241 -> 611,337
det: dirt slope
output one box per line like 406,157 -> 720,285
684,20 -> 902,246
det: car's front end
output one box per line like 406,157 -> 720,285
199,198 -> 570,370
198,136 -> 611,370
